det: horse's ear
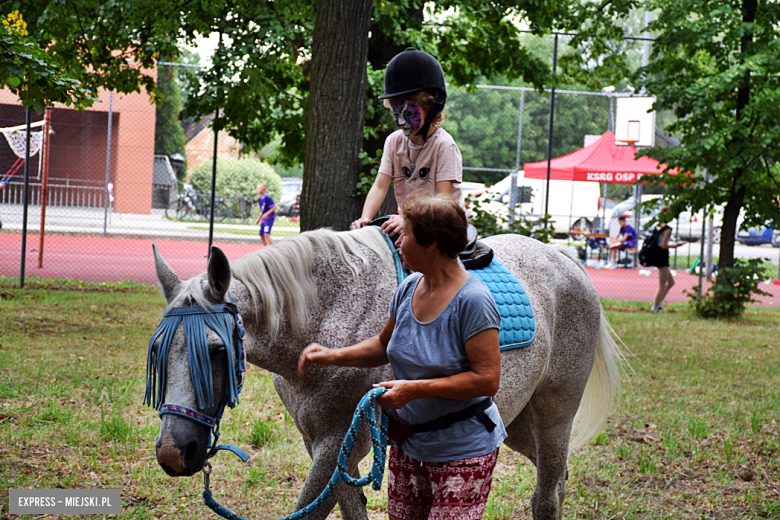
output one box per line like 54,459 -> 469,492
153,243 -> 182,304
207,246 -> 231,302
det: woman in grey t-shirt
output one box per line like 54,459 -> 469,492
299,191 -> 505,520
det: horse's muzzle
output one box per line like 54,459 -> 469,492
155,422 -> 205,477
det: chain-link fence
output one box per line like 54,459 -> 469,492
1,66 -> 778,304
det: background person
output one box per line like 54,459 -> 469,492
350,48 -> 463,242
605,215 -> 637,268
652,211 -> 685,313
254,183 -> 276,247
302,192 -> 506,520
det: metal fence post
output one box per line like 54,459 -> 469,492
19,107 -> 32,288
543,33 -> 559,228
509,91 -> 525,226
103,90 -> 114,237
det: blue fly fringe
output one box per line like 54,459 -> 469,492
144,304 -> 242,411
203,387 -> 391,520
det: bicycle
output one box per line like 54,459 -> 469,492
166,183 -> 229,222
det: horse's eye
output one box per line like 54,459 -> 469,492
209,344 -> 227,355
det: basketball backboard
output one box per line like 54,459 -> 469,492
615,96 -> 655,148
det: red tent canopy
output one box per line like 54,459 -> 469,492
523,131 -> 668,184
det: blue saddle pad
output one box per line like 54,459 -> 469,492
467,258 -> 536,351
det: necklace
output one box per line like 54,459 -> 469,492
406,136 -> 431,178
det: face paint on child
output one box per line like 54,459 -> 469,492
390,100 -> 423,136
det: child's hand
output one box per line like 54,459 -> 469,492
351,217 -> 370,230
381,215 -> 404,238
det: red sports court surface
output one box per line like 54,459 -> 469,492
2,232 -> 778,306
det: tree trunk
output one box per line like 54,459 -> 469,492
716,0 -> 755,286
301,0 -> 373,231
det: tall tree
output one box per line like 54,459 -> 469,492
154,61 -> 187,178
178,1 -> 569,231
635,0 -> 780,299
301,0 -> 373,230
4,1 -> 181,101
0,9 -> 90,109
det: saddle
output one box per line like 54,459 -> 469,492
367,215 -> 492,269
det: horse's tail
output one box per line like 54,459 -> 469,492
552,245 -> 628,450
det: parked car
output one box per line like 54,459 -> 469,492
674,206 -> 725,243
736,225 -> 779,247
277,177 -> 303,217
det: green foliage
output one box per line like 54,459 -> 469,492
571,0 -> 780,319
4,1 -> 183,104
190,158 -> 282,201
0,19 -> 92,110
444,79 -> 609,183
687,258 -> 772,319
468,194 -> 553,243
632,0 -> 780,228
154,63 -> 187,178
355,149 -> 382,197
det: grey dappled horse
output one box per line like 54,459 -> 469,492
150,227 -> 623,520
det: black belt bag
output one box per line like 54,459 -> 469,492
387,398 -> 496,444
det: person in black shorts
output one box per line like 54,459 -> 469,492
652,210 -> 685,313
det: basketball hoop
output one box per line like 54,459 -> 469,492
615,97 -> 655,148
2,121 -> 45,158
0,120 -> 51,188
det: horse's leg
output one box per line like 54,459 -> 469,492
502,405 -> 537,464
294,434 -> 369,520
336,453 -> 370,520
526,395 -> 580,520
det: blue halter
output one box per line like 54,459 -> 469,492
144,300 -> 249,462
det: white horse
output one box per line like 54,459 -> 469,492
148,226 -> 623,520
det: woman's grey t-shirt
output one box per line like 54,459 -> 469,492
387,272 -> 507,462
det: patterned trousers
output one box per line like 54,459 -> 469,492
387,444 -> 499,520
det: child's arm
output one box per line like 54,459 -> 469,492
261,203 -> 276,221
351,174 -> 392,229
435,180 -> 453,196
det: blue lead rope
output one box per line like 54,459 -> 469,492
203,387 -> 390,520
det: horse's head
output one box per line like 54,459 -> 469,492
145,245 -> 246,477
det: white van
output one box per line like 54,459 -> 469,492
482,172 -> 602,236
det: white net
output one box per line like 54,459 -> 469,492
2,128 -> 44,158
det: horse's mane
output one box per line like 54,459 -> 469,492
229,227 -> 391,340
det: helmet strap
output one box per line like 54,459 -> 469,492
415,110 -> 438,143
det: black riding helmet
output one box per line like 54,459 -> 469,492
379,48 -> 446,142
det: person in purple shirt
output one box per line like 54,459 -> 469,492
606,215 -> 637,268
254,183 -> 277,247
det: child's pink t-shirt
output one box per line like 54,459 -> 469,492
377,127 -> 463,210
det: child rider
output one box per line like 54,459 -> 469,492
350,48 -> 463,240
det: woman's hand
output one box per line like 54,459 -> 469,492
298,343 -> 334,376
351,217 -> 371,230
374,380 -> 417,409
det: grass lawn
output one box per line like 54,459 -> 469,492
0,281 -> 777,519
189,216 -> 301,238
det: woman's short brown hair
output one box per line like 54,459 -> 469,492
401,190 -> 467,258
383,90 -> 448,126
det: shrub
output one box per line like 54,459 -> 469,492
468,194 -> 554,243
686,258 -> 772,319
190,158 -> 282,201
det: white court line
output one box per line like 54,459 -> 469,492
0,251 -> 208,264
